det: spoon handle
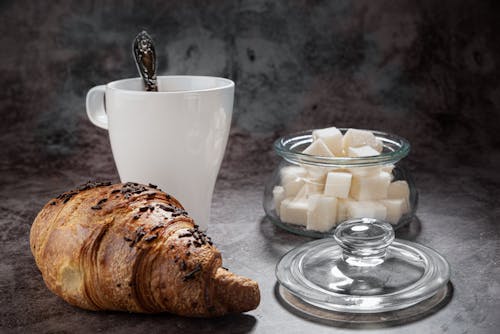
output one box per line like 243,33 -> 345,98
133,31 -> 158,92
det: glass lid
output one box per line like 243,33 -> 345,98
276,218 -> 450,315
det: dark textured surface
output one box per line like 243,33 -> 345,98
1,1 -> 499,333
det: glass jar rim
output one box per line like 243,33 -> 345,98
273,128 -> 410,167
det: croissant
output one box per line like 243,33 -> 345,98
30,181 -> 260,317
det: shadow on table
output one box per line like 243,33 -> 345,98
73,310 -> 257,333
395,215 -> 422,241
258,216 -> 313,261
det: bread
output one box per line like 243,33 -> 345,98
30,181 -> 260,317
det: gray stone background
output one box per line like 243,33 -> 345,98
1,0 -> 499,333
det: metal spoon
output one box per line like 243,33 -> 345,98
132,30 -> 158,91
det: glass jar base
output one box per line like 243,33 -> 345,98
266,212 -> 415,238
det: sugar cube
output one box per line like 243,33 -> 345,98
280,166 -> 306,197
280,198 -> 308,226
381,164 -> 395,175
375,139 -> 384,152
303,138 -> 335,157
312,127 -> 344,156
272,186 -> 286,215
342,128 -> 381,152
387,180 -> 410,213
305,180 -> 324,194
347,145 -> 381,157
324,172 -> 352,199
346,200 -> 387,221
280,166 -> 307,185
303,164 -> 331,179
350,171 -> 391,200
380,199 -> 405,224
336,198 -> 353,224
283,178 -> 304,197
293,181 -> 324,201
307,195 -> 337,232
293,184 -> 308,200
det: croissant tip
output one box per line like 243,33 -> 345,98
214,267 -> 261,314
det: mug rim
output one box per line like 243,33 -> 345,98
106,75 -> 234,94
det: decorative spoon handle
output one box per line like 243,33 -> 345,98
133,30 -> 158,92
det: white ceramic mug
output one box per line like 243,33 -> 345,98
86,76 -> 234,230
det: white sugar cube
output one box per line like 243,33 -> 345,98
293,181 -> 323,201
387,181 -> 410,213
280,166 -> 307,197
349,165 -> 394,180
387,180 -> 410,198
375,139 -> 383,152
280,166 -> 307,185
283,178 -> 305,197
347,145 -> 381,157
324,172 -> 352,199
312,127 -> 343,156
307,195 -> 337,232
346,201 -> 387,221
380,199 -> 405,224
305,181 -> 324,195
272,186 -> 286,215
303,138 -> 335,157
381,164 -> 395,175
302,164 -> 331,182
342,128 -> 382,152
337,200 -> 352,222
293,184 -> 308,200
280,198 -> 308,226
336,199 -> 354,224
350,171 -> 391,200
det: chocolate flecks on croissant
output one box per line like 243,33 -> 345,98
30,181 -> 260,317
55,180 -> 112,204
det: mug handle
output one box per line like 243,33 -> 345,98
86,85 -> 108,130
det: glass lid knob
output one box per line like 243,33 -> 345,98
334,218 -> 394,266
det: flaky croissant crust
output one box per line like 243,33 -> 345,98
30,181 -> 260,317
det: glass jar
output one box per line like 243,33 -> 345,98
263,129 -> 418,238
